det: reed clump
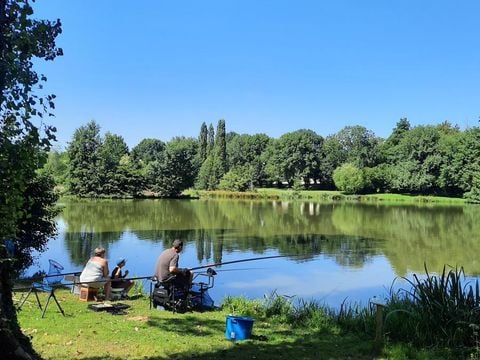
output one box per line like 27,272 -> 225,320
384,265 -> 480,348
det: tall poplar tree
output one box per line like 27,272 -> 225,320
207,123 -> 214,156
213,119 -> 227,179
198,122 -> 208,163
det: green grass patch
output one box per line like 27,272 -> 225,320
186,188 -> 467,205
14,289 -> 466,359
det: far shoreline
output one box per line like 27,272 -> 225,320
55,187 -> 470,205
186,188 -> 468,205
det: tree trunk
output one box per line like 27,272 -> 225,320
0,264 -> 39,359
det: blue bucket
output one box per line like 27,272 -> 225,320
225,315 -> 255,341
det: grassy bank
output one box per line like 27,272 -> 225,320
185,188 -> 467,205
15,288 -> 461,359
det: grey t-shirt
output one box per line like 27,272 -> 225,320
155,248 -> 179,281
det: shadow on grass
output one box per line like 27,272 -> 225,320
147,314 -> 224,337
76,330 -> 374,360
144,314 -> 374,359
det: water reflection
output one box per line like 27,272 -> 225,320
27,198 -> 480,307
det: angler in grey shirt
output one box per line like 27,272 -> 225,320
155,239 -> 191,289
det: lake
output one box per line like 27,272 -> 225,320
25,198 -> 480,309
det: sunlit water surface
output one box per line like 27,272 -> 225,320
25,198 -> 480,309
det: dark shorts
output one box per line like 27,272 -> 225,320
112,279 -> 132,289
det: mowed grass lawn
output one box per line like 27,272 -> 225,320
14,288 -> 378,360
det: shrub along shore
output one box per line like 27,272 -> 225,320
15,274 -> 476,360
186,188 -> 467,205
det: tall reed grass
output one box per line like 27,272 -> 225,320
222,269 -> 480,357
384,265 -> 480,348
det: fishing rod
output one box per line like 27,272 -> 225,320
44,271 -> 81,278
13,275 -> 157,292
213,267 -> 267,272
188,255 -> 294,271
65,275 -> 156,286
15,256 -> 295,290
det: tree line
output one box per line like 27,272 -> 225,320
44,118 -> 480,202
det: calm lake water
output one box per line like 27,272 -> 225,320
25,198 -> 480,309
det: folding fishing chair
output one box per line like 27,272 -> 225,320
150,274 -> 191,313
150,268 -> 217,312
18,259 -> 66,318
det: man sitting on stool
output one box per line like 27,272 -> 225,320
155,239 -> 192,291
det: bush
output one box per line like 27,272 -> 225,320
333,163 -> 365,194
218,166 -> 252,192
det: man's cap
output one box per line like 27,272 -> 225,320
117,257 -> 126,266
172,239 -> 183,248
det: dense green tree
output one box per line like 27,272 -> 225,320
362,164 -> 394,193
149,137 -> 198,197
380,118 -> 411,163
14,173 -> 59,272
100,132 -> 128,166
198,122 -> 208,163
226,133 -> 271,188
442,127 -> 480,195
39,149 -> 69,186
464,170 -> 480,203
262,138 -> 284,186
227,133 -> 270,169
67,120 -> 102,196
386,118 -> 411,147
0,0 -> 62,357
264,129 -> 323,187
97,132 -> 129,195
130,138 -> 165,165
389,126 -> 442,194
335,125 -> 380,168
114,155 -> 145,197
318,135 -> 347,188
225,131 -> 239,144
196,154 -> 216,190
130,138 -> 165,191
436,125 -> 464,196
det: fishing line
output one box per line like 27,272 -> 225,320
189,254 -> 297,271
211,267 -> 267,272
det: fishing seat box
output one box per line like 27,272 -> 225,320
79,286 -> 98,302
153,288 -> 169,304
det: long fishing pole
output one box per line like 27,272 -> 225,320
213,267 -> 266,272
189,255 -> 293,271
16,255 -> 296,290
44,271 -> 81,278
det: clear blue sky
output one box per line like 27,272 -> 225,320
33,0 -> 480,149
